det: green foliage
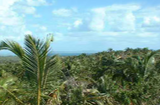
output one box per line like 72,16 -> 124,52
0,70 -> 23,105
0,35 -> 61,105
0,36 -> 160,105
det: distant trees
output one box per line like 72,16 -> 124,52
60,49 -> 160,105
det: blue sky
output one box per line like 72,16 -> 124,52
0,0 -> 160,54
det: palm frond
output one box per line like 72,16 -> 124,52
22,35 -> 57,105
0,40 -> 24,59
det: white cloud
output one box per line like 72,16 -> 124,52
25,30 -> 33,35
0,0 -> 49,41
0,1 -> 48,43
0,0 -> 49,26
143,16 -> 160,26
65,3 -> 160,48
88,4 -> 139,31
13,6 -> 36,14
104,4 -> 140,11
26,0 -> 48,6
12,0 -> 50,15
52,9 -> 72,17
0,25 -> 26,41
24,6 -> 36,14
141,16 -> 160,32
153,16 -> 160,22
0,0 -> 22,25
0,0 -> 19,9
89,8 -> 106,31
92,5 -> 137,31
144,17 -> 150,25
0,0 -> 51,41
109,12 -> 136,31
74,19 -> 83,28
52,8 -> 77,17
138,6 -> 160,18
136,32 -> 158,37
40,26 -> 47,31
31,24 -> 48,32
69,18 -> 91,31
0,1 -> 160,51
0,35 -> 23,41
70,4 -> 138,32
0,16 -> 24,26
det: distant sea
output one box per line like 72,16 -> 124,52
0,50 -> 97,56
54,53 -> 93,56
0,53 -> 94,63
0,53 -> 94,57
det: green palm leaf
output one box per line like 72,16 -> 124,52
0,40 -> 24,59
0,34 -> 58,105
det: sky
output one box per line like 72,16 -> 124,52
0,0 -> 160,55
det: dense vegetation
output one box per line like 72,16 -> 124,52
0,35 -> 160,105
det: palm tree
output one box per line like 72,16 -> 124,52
0,35 -> 59,105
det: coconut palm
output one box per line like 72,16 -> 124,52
0,35 -> 59,105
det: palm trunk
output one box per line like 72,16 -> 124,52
37,67 -> 41,105
37,65 -> 41,105
37,83 -> 41,105
37,54 -> 41,105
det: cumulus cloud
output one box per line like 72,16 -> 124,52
0,0 -> 25,41
0,0 -> 23,26
89,4 -> 139,31
107,12 -> 136,31
0,0 -> 49,26
0,0 -> 50,41
13,0 -> 50,15
0,0 -> 19,8
1,1 -> 160,51
66,4 -> 159,41
69,4 -> 139,32
63,3 -> 160,50
89,8 -> 106,31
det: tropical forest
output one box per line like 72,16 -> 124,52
0,35 -> 160,105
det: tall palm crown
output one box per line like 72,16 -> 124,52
0,35 -> 58,105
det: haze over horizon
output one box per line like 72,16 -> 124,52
0,0 -> 160,55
